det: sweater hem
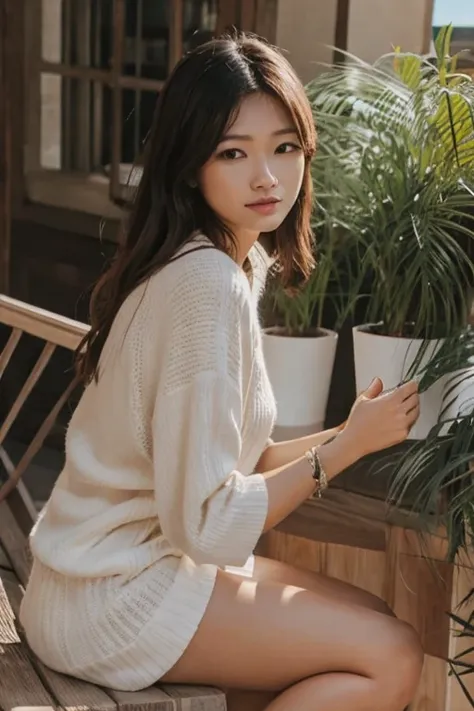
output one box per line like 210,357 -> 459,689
21,555 -> 219,692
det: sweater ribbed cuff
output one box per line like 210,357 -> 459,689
224,472 -> 268,565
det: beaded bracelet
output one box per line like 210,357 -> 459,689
304,445 -> 329,498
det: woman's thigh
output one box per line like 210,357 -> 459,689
161,560 -> 423,691
248,555 -> 394,615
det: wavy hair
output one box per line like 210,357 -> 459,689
77,32 -> 317,383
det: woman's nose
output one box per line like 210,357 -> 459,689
250,161 -> 278,190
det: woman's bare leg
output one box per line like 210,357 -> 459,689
249,555 -> 395,615
162,561 -> 424,711
225,554 -> 396,711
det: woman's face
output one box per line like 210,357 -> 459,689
199,93 -> 305,254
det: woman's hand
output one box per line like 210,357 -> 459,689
342,377 -> 420,459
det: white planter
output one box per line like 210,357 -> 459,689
353,325 -> 445,440
262,327 -> 338,433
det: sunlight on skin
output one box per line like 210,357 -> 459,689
198,93 -> 305,264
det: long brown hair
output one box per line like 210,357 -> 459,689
77,32 -> 317,383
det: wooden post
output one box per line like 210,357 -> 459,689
0,0 -> 11,294
333,0 -> 350,64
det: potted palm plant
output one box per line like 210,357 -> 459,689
261,206 -> 356,437
305,25 -> 474,439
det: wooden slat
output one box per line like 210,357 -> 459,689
110,0 -> 125,202
111,685 -> 227,711
3,570 -> 119,711
159,685 -> 226,711
270,488 -> 439,551
168,0 -> 184,72
216,0 -> 238,34
0,575 -> 56,711
0,0 -> 12,294
0,445 -> 38,521
411,654 -> 447,711
0,341 -> 56,447
0,294 -> 89,350
239,0 -> 256,32
446,550 -> 474,711
0,374 -> 78,502
254,0 -> 277,41
384,527 -> 453,660
39,60 -> 165,92
110,687 -> 176,711
0,497 -> 32,584
0,327 -> 21,379
325,542 -> 386,599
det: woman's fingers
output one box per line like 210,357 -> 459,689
402,391 -> 420,413
406,404 -> 420,427
397,380 -> 419,402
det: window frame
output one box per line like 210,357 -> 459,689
22,0 -> 277,221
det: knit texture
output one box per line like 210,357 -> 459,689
20,236 -> 277,691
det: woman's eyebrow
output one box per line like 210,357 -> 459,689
219,128 -> 298,142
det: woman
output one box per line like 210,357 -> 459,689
20,33 -> 423,711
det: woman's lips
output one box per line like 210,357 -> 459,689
245,199 -> 281,215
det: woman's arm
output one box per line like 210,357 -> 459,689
260,429 -> 355,533
261,379 -> 420,533
256,425 -> 344,473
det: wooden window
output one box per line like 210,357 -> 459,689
24,0 -> 276,218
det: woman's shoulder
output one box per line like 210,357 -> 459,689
150,234 -> 252,305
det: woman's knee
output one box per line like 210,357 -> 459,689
375,619 -> 424,708
359,589 -> 395,617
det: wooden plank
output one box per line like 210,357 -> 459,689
411,654 -> 447,711
239,0 -> 256,32
256,530 -> 328,573
0,0 -> 12,294
0,575 -> 56,711
446,550 -> 474,711
3,570 -> 118,711
0,295 -> 89,350
0,498 -> 32,584
0,573 -> 18,644
272,490 -> 388,551
324,543 -> 386,599
333,0 -> 350,62
384,527 -> 453,660
254,0 -> 277,42
110,687 -> 175,711
271,488 -> 439,551
159,685 -> 226,711
216,0 -> 238,34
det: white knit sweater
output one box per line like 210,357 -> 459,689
20,236 -> 277,691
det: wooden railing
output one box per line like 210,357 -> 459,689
0,295 -> 88,503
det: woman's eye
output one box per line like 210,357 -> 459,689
218,148 -> 245,160
276,142 -> 301,154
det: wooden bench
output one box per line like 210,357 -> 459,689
0,294 -> 226,711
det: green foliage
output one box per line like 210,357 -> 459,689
305,25 -> 474,338
448,587 -> 474,707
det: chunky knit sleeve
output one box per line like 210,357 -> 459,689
151,252 -> 269,567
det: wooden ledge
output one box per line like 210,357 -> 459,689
274,488 -> 442,554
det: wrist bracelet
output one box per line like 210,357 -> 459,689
304,445 -> 329,498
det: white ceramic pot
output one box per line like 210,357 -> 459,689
262,327 -> 338,435
353,325 -> 445,440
